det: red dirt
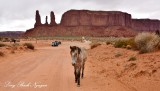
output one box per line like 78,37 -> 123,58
0,41 -> 159,91
88,44 -> 160,91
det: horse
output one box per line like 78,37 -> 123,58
70,46 -> 87,87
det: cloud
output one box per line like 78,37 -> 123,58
0,0 -> 160,31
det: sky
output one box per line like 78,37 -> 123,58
0,0 -> 160,32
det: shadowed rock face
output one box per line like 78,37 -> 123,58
132,19 -> 160,32
50,11 -> 57,26
45,16 -> 48,25
25,9 -> 160,37
0,31 -> 24,37
34,10 -> 42,27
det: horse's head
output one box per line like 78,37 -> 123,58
70,46 -> 81,66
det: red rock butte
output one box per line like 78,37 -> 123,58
24,9 -> 160,37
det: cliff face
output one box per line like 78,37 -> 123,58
25,10 -> 160,37
60,10 -> 132,27
0,31 -> 24,37
132,19 -> 160,31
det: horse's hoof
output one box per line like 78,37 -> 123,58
77,84 -> 80,87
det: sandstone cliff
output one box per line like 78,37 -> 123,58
50,11 -> 57,26
132,19 -> 160,31
45,16 -> 48,25
0,31 -> 24,37
34,10 -> 42,27
60,10 -> 132,27
25,10 -> 160,37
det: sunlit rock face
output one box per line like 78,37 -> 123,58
60,10 -> 132,27
25,9 -> 160,37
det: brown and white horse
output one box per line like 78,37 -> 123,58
70,46 -> 87,87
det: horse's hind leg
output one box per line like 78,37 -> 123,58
81,64 -> 85,78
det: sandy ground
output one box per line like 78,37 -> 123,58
0,41 -> 95,91
0,40 -> 160,91
88,44 -> 160,91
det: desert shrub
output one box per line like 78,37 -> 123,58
128,56 -> 137,61
126,45 -> 132,49
90,43 -> 101,49
115,52 -> 122,57
135,32 -> 160,54
0,51 -> 4,56
2,37 -> 10,42
23,43 -> 34,50
12,43 -> 20,46
106,41 -> 112,45
114,38 -> 135,49
0,43 -> 6,47
114,40 -> 128,48
126,38 -> 137,49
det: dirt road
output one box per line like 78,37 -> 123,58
0,41 -> 91,91
0,41 -> 138,91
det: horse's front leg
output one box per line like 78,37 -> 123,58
74,69 -> 77,83
77,68 -> 81,87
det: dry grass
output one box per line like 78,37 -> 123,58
90,42 -> 101,49
135,32 -> 160,54
0,43 -> 6,47
12,43 -> 20,47
23,43 -> 34,50
113,38 -> 136,49
115,51 -> 122,57
128,56 -> 137,61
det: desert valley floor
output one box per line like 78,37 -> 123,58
0,40 -> 160,91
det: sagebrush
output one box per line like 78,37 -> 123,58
0,43 -> 6,47
23,43 -> 34,50
12,43 -> 20,46
115,51 -> 122,57
135,32 -> 160,53
114,38 -> 136,49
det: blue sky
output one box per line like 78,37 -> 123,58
0,0 -> 160,31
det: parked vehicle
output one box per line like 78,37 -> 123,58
52,41 -> 61,47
